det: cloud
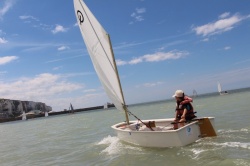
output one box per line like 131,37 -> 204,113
52,25 -> 67,34
129,57 -> 143,65
57,46 -> 70,51
0,56 -> 18,65
202,38 -> 209,42
52,66 -> 62,71
143,82 -> 164,88
0,29 -> 6,35
74,22 -> 78,26
119,51 -> 188,65
45,55 -> 83,63
224,46 -> 231,50
0,71 -> 7,75
234,59 -> 250,65
19,15 -> 53,31
136,8 -> 146,14
219,12 -> 230,19
0,0 -> 14,20
0,37 -> 8,44
19,15 -> 39,21
0,73 -> 83,103
0,73 -> 106,110
193,13 -> 246,36
143,51 -> 188,62
116,59 -> 127,66
130,7 -> 146,23
135,81 -> 164,88
117,51 -> 188,66
83,89 -> 97,93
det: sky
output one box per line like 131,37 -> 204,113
0,0 -> 250,111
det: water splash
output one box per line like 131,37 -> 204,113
97,135 -> 143,155
96,135 -> 123,155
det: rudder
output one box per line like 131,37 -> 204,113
198,118 -> 217,137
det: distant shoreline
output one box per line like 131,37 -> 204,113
0,104 -> 115,123
1,86 -> 249,123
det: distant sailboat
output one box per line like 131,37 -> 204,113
217,82 -> 229,95
22,111 -> 27,120
103,102 -> 114,109
45,111 -> 48,117
103,103 -> 108,109
69,103 -> 74,113
192,89 -> 198,98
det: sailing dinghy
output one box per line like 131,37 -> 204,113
73,0 -> 217,147
217,82 -> 229,95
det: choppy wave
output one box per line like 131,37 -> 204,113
97,135 -> 122,155
179,127 -> 250,166
96,135 -> 143,155
214,142 -> 250,149
218,128 -> 249,134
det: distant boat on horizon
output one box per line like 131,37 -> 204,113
192,89 -> 198,98
103,102 -> 115,109
217,82 -> 229,95
69,103 -> 74,113
22,111 -> 27,120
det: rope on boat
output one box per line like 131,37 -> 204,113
126,110 -> 154,131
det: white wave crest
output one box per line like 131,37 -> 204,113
218,128 -> 249,134
97,135 -> 119,145
217,142 -> 250,149
97,135 -> 143,155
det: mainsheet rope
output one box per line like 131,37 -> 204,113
126,109 -> 154,131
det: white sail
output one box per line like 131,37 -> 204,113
73,0 -> 128,120
217,82 -> 222,93
22,112 -> 26,120
70,103 -> 74,111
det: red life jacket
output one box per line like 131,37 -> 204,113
175,96 -> 196,120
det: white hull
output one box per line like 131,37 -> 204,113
218,82 -> 229,95
219,91 -> 229,95
111,117 -> 215,148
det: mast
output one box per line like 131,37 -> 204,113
107,34 -> 130,124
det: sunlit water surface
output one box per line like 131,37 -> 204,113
0,89 -> 249,166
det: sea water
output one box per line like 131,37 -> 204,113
0,89 -> 249,166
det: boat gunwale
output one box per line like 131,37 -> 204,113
111,117 -> 215,133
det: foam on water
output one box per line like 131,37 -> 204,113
190,148 -> 206,155
213,142 -> 250,149
182,126 -> 250,163
97,135 -> 119,146
100,137 -> 122,155
97,135 -> 143,155
218,128 -> 249,134
234,159 -> 250,166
